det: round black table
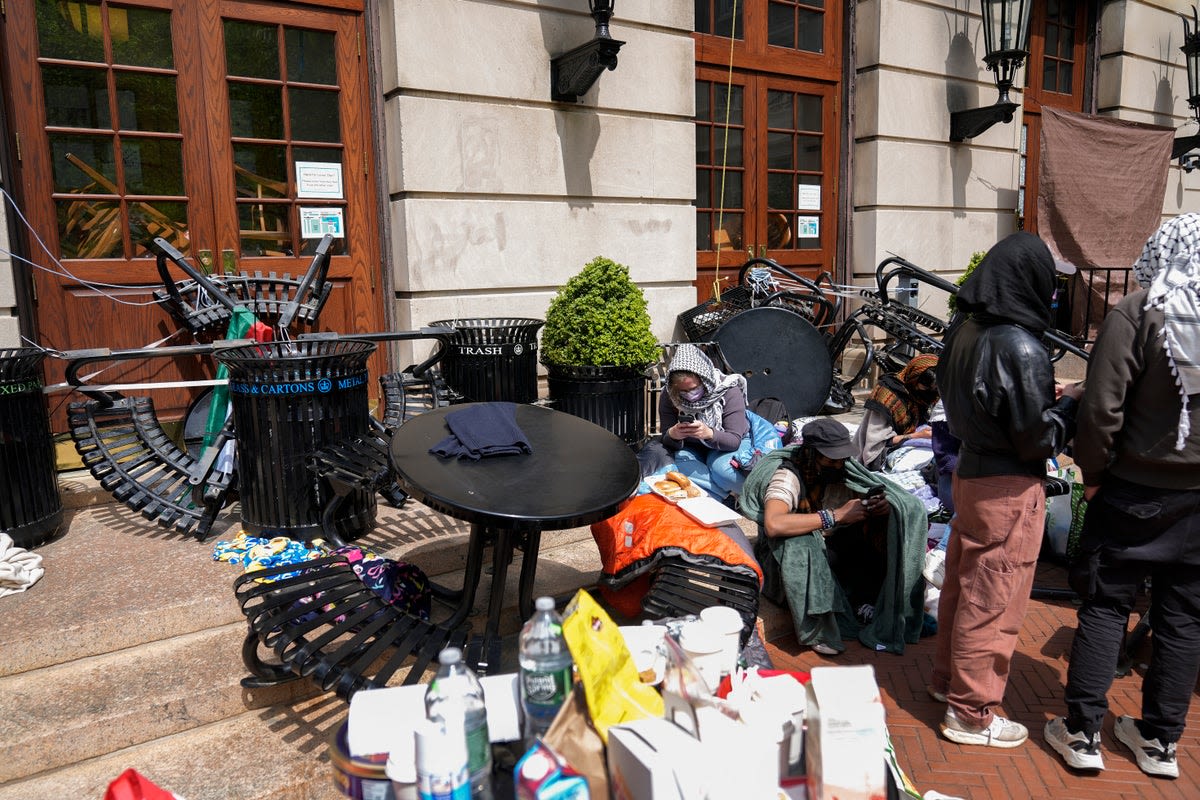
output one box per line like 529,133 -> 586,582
389,402 -> 639,663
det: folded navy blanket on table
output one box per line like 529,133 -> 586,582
429,402 -> 533,460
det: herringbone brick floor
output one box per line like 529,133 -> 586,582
764,561 -> 1200,800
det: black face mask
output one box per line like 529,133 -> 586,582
914,388 -> 939,404
818,466 -> 846,484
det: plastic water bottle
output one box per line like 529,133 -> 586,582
425,648 -> 493,800
518,596 -> 575,748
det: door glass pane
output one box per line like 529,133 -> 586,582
768,92 -> 792,129
115,73 -> 179,132
767,173 -> 792,209
289,88 -> 340,142
49,134 -> 116,192
43,66 -> 111,129
696,170 -> 711,207
286,28 -> 337,85
767,1 -> 823,52
235,144 -> 288,199
224,20 -> 279,79
768,4 -> 793,48
122,138 -> 184,195
796,135 -> 821,171
797,8 -> 823,53
37,0 -> 105,62
239,203 -> 292,256
695,0 -> 743,39
767,132 -> 793,170
722,173 -> 743,207
798,213 -> 821,249
111,6 -> 173,69
796,95 -> 822,132
299,216 -> 344,257
56,199 -> 122,258
1058,63 -> 1073,93
1042,62 -> 1058,93
131,201 -> 189,255
706,214 -> 743,252
228,83 -> 284,139
723,129 -> 744,167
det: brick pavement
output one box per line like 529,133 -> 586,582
763,561 -> 1200,800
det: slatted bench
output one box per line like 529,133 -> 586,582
235,554 -> 472,699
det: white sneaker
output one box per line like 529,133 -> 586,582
922,548 -> 946,589
940,708 -> 1028,748
927,685 -> 947,703
812,642 -> 839,656
1044,717 -> 1104,770
1114,715 -> 1178,778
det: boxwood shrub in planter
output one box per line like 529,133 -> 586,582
541,257 -> 659,445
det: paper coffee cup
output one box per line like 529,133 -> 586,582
700,605 -> 744,676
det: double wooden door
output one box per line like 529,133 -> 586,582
2,0 -> 385,430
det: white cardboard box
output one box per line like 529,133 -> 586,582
607,717 -> 710,800
804,665 -> 886,800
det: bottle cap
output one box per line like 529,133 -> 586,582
438,647 -> 463,666
535,596 -> 555,612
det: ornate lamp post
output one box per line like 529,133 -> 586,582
550,0 -> 625,103
950,0 -> 1033,142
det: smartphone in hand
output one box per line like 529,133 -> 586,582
866,485 -> 885,499
678,412 -> 697,423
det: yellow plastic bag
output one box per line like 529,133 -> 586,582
561,589 -> 663,743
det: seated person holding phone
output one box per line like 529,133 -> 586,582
637,344 -> 755,500
739,419 -> 929,656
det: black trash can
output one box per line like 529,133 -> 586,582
0,348 -> 63,548
215,340 -> 376,541
429,317 -> 544,404
545,363 -> 649,447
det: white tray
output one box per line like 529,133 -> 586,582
674,495 -> 741,528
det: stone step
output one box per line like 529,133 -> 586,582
0,623 -> 321,784
0,695 -> 350,800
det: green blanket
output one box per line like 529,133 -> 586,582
739,447 -> 927,654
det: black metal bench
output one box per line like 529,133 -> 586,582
641,559 -> 761,647
234,554 -> 472,699
68,394 -> 232,540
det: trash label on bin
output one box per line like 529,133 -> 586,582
0,380 -> 41,394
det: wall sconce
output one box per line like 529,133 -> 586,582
550,0 -> 625,103
950,0 -> 1033,142
1174,7 -> 1200,170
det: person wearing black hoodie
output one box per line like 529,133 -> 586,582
929,232 -> 1082,749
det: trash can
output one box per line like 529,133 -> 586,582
429,318 -> 544,404
0,348 -> 63,548
215,340 -> 377,541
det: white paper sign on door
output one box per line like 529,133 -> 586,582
797,184 -> 821,210
300,207 -> 344,238
797,216 -> 820,238
296,161 -> 344,199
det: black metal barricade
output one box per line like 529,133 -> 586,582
428,317 -> 544,403
215,340 -> 377,542
0,348 -> 62,548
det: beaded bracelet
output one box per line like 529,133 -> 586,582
817,508 -> 835,530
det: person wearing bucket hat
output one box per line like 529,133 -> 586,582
756,419 -> 893,655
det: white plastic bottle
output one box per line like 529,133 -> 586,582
518,596 -> 575,748
414,718 -> 469,800
425,647 -> 493,800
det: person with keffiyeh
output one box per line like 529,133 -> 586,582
1044,214 -> 1200,779
852,353 -> 940,471
645,343 -> 753,499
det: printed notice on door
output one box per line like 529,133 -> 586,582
300,207 -> 344,239
797,216 -> 820,238
296,161 -> 344,199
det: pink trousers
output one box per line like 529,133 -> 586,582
931,473 -> 1045,729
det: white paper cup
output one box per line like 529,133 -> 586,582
679,621 -> 724,692
700,605 -> 745,676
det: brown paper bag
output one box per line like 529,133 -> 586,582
542,686 -> 609,800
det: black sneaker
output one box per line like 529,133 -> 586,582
1114,715 -> 1178,778
1044,717 -> 1104,770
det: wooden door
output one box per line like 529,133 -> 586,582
1,0 -> 385,431
694,0 -> 843,303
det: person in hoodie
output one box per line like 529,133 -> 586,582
929,232 -> 1083,749
1044,214 -> 1200,778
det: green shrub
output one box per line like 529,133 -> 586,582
948,250 -> 986,316
541,256 -> 660,368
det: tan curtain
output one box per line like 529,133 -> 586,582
1037,107 -> 1174,338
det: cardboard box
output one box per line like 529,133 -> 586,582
607,718 -> 709,800
804,665 -> 886,800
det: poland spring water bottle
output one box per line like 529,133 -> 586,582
425,647 -> 493,800
518,596 -> 574,748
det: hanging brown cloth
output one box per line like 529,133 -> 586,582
1037,106 -> 1174,338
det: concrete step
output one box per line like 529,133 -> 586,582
0,694 -> 350,800
0,622 -> 323,783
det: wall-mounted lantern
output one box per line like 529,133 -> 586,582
550,0 -> 625,103
1174,7 -> 1200,171
950,0 -> 1033,142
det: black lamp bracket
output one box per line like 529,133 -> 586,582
551,36 -> 625,103
950,101 -> 1019,142
1173,132 -> 1200,161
